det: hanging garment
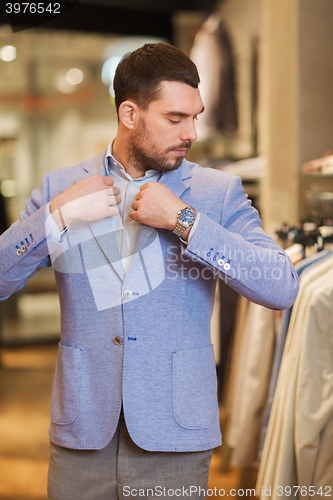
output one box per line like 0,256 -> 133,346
190,12 -> 238,138
226,301 -> 275,467
225,244 -> 302,467
260,249 -> 333,460
256,254 -> 333,498
210,279 -> 221,365
0,192 -> 8,235
295,279 -> 333,493
217,157 -> 266,180
223,294 -> 249,414
217,279 -> 239,399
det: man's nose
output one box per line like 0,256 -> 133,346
180,119 -> 197,143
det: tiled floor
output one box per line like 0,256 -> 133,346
0,344 -> 244,499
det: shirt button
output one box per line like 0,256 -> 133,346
223,263 -> 231,271
124,289 -> 132,299
217,259 -> 225,267
113,336 -> 123,345
16,248 -> 22,256
21,245 -> 27,253
126,253 -> 131,259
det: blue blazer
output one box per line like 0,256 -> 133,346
0,148 -> 299,451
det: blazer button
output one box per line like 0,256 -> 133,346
223,263 -> 231,271
123,289 -> 132,299
217,259 -> 225,267
21,245 -> 27,253
16,248 -> 22,256
113,336 -> 123,345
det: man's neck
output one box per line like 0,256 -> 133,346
112,136 -> 146,180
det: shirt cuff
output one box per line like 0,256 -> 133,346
46,203 -> 68,243
179,212 -> 201,245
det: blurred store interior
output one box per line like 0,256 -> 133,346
1,0 -> 333,498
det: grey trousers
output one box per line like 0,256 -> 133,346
47,415 -> 213,500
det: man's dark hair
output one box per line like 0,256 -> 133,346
113,42 -> 200,115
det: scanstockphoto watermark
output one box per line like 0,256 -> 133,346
167,245 -> 286,266
166,245 -> 286,282
167,262 -> 284,282
45,213 -> 166,311
122,485 -> 256,497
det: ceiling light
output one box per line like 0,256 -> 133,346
66,68 -> 84,85
1,180 -> 16,197
0,45 -> 16,62
101,56 -> 121,97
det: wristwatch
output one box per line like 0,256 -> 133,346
173,206 -> 197,237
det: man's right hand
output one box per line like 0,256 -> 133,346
49,176 -> 121,231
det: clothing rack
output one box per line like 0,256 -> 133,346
221,226 -> 333,497
305,189 -> 333,223
276,220 -> 333,252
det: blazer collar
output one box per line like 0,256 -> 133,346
79,146 -> 108,178
159,159 -> 192,199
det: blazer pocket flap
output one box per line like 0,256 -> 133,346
50,343 -> 82,425
172,344 -> 217,430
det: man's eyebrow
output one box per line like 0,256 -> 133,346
165,106 -> 205,118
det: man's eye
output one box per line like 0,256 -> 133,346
169,119 -> 180,124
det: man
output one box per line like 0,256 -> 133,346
0,43 -> 299,499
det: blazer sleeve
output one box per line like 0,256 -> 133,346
0,173 -> 52,300
184,175 -> 299,310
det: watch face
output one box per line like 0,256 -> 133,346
179,208 -> 195,227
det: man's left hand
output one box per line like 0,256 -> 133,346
129,182 -> 187,231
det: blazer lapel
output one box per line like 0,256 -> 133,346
159,160 -> 192,199
88,216 -> 125,281
74,146 -> 125,281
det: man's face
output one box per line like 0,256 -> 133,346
127,81 -> 204,174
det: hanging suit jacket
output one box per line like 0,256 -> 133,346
226,301 -> 275,467
0,147 -> 299,451
256,254 -> 333,498
190,12 -> 238,135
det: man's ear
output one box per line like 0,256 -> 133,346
118,100 -> 139,130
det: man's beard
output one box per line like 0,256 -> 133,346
127,117 -> 191,174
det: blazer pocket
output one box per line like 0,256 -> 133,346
50,343 -> 83,425
172,344 -> 217,430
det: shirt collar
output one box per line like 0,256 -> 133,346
105,140 -> 161,181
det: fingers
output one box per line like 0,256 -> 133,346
89,175 -> 115,191
109,206 -> 120,216
106,186 -> 121,207
128,210 -> 139,222
109,195 -> 121,207
135,184 -> 149,200
108,186 -> 120,196
102,176 -> 115,186
51,176 -> 122,226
